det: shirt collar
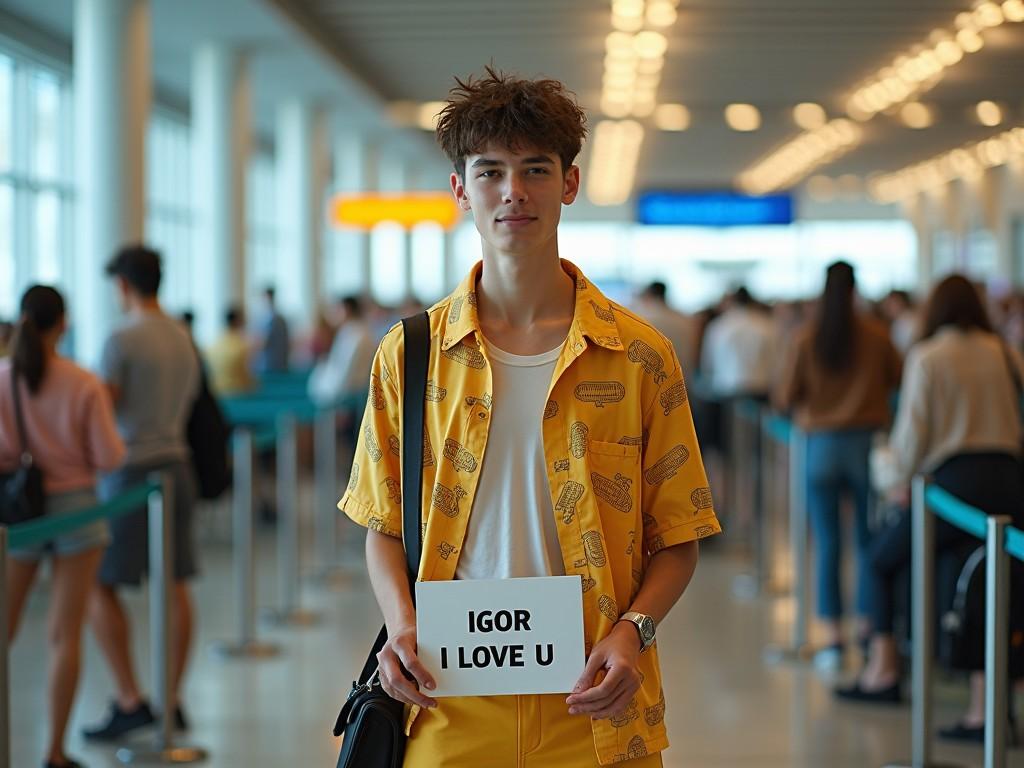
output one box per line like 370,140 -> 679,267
439,259 -> 625,353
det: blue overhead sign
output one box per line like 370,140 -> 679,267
637,191 -> 794,226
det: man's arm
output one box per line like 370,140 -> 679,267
566,541 -> 698,719
365,529 -> 437,708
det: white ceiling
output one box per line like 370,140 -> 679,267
2,0 -> 1023,220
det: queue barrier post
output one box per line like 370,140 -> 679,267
117,473 -> 208,764
984,515 -> 1010,768
264,414 -> 318,626
0,527 -> 8,768
312,406 -> 347,586
764,422 -> 811,663
212,429 -> 280,659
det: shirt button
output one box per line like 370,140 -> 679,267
479,412 -> 487,419
574,342 -> 584,352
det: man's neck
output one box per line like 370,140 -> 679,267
128,296 -> 163,316
474,244 -> 575,354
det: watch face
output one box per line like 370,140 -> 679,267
640,616 -> 656,643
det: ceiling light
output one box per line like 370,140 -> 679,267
600,95 -> 633,118
417,101 -> 444,130
976,100 -> 1003,126
604,70 -> 637,88
973,2 -> 1004,27
612,12 -> 644,32
793,102 -> 827,130
956,28 -> 985,52
653,103 -> 691,131
606,32 -> 636,55
646,1 -> 678,27
934,39 -> 964,65
900,102 -> 934,129
955,11 -> 977,28
587,119 -> 645,206
1003,0 -> 1024,22
725,103 -> 761,131
604,55 -> 637,73
633,31 -> 668,58
612,0 -> 644,13
635,57 -> 665,74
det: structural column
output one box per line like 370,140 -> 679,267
332,133 -> 377,296
190,44 -> 250,346
73,0 -> 150,365
275,101 -> 328,329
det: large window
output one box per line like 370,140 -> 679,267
0,50 -> 74,319
246,150 -> 277,306
145,112 -> 193,314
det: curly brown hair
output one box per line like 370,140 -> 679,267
435,66 -> 587,179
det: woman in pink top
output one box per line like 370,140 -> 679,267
0,285 -> 125,768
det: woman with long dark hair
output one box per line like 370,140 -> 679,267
0,285 -> 125,768
838,275 -> 1024,742
777,261 -> 902,669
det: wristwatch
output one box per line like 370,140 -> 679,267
618,611 -> 656,653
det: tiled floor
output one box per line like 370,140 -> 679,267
8,512 -> 1023,767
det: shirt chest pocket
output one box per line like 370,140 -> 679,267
585,439 -> 641,516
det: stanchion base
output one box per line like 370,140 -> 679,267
261,608 -> 321,627
881,761 -> 965,768
762,643 -> 814,665
209,640 -> 281,659
116,744 -> 209,764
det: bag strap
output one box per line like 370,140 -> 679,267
10,368 -> 32,466
355,311 -> 430,689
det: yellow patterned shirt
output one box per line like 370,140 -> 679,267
339,259 -> 721,765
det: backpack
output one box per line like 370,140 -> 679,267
186,358 -> 231,500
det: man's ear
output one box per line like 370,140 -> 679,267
451,172 -> 471,211
562,165 -> 581,205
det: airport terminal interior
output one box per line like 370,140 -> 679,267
3,0 -> 1024,766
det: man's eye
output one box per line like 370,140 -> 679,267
478,170 -> 499,178
527,167 -> 549,174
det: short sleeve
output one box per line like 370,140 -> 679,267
641,353 -> 722,555
337,334 -> 403,538
99,334 -> 124,390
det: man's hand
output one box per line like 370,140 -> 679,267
376,625 -> 437,709
565,622 -> 642,719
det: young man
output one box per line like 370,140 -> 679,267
84,245 -> 200,740
339,69 -> 721,767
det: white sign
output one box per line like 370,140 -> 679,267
415,576 -> 586,697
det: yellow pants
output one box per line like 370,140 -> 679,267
403,694 -> 664,768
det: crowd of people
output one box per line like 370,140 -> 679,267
3,246 -> 1024,765
657,265 -> 1023,744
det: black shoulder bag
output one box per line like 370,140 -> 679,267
0,368 -> 46,525
332,311 -> 430,768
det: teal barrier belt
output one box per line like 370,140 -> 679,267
6,481 -> 159,549
221,396 -> 318,425
763,415 -> 792,444
737,398 -> 761,422
1007,526 -> 1024,562
251,427 -> 277,452
924,485 -> 988,540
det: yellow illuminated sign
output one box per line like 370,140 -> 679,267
330,192 -> 461,230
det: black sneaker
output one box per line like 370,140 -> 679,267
174,706 -> 188,732
82,701 -> 156,741
44,757 -> 85,768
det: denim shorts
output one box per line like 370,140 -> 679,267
9,488 -> 110,562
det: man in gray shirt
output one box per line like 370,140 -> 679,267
84,245 -> 201,741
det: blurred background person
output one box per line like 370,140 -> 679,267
206,305 -> 255,397
776,261 -> 902,671
0,320 -> 14,357
1,285 -> 125,768
253,286 -> 290,374
880,289 -> 918,355
633,280 -> 697,374
839,275 -> 1024,743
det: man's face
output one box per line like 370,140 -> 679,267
450,143 -> 580,257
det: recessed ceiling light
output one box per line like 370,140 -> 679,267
417,101 -> 445,130
955,28 -> 985,52
654,103 -> 691,131
1004,0 -> 1024,22
634,31 -> 668,59
646,1 -> 678,27
900,102 -> 934,129
793,102 -> 827,130
725,104 -> 761,131
976,100 -> 1003,126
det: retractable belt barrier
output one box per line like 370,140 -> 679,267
0,479 -> 208,766
883,478 -> 1021,768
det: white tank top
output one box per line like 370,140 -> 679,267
454,338 -> 567,580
